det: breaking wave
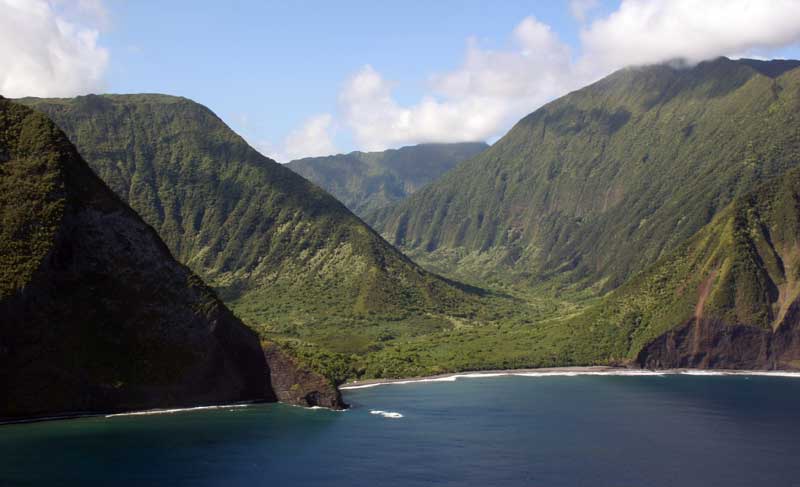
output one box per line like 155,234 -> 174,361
370,410 -> 404,419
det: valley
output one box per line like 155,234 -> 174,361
5,3 -> 800,486
8,58 -> 800,395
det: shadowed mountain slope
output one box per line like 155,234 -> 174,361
0,98 -> 274,420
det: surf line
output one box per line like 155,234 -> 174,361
341,368 -> 800,390
105,403 -> 254,418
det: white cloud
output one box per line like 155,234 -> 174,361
281,113 -> 338,161
569,0 -> 599,23
247,114 -> 338,163
335,0 -> 800,152
53,0 -> 110,29
341,18 -> 579,151
580,0 -> 800,70
338,65 -> 502,151
434,18 -> 574,101
0,0 -> 109,98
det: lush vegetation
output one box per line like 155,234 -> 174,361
281,163 -> 800,383
18,95 -> 496,373
285,58 -> 800,381
286,142 -> 487,219
0,99 -> 67,298
556,164 -> 800,364
15,58 -> 800,383
373,58 -> 800,292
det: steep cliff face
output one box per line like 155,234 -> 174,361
263,342 -> 345,409
633,168 -> 800,370
636,316 -> 800,370
0,98 -> 340,420
558,166 -> 800,370
372,58 -> 800,289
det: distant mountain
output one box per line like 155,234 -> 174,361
286,142 -> 488,219
0,97 -> 341,421
372,58 -> 800,291
563,166 -> 800,370
19,94 -> 482,364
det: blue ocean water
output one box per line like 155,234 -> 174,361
2,374 -> 800,486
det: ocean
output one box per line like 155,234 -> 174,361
2,373 -> 800,486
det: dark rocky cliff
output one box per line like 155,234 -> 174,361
0,98 -> 342,421
637,316 -> 800,370
263,342 -> 345,409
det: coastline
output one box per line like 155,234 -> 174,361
340,366 -> 800,390
6,367 -> 800,424
0,400 -> 263,426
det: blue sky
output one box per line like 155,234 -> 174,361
100,0 -> 620,157
105,2 -> 581,112
3,0 -> 800,161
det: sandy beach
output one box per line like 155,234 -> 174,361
340,366 -> 800,390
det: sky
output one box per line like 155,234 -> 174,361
2,1 -> 800,162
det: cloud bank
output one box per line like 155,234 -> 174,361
334,0 -> 800,152
581,0 -> 800,69
569,0 -> 599,23
0,0 -> 109,98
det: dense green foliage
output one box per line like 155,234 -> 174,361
556,165 -> 800,365
18,95 -> 489,364
0,100 -> 67,298
286,142 -> 487,219
373,58 -> 800,292
287,165 -> 800,381
15,58 -> 800,382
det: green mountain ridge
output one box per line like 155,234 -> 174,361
286,142 -> 488,219
18,94 -> 487,378
0,97 -> 335,420
373,57 -> 800,292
